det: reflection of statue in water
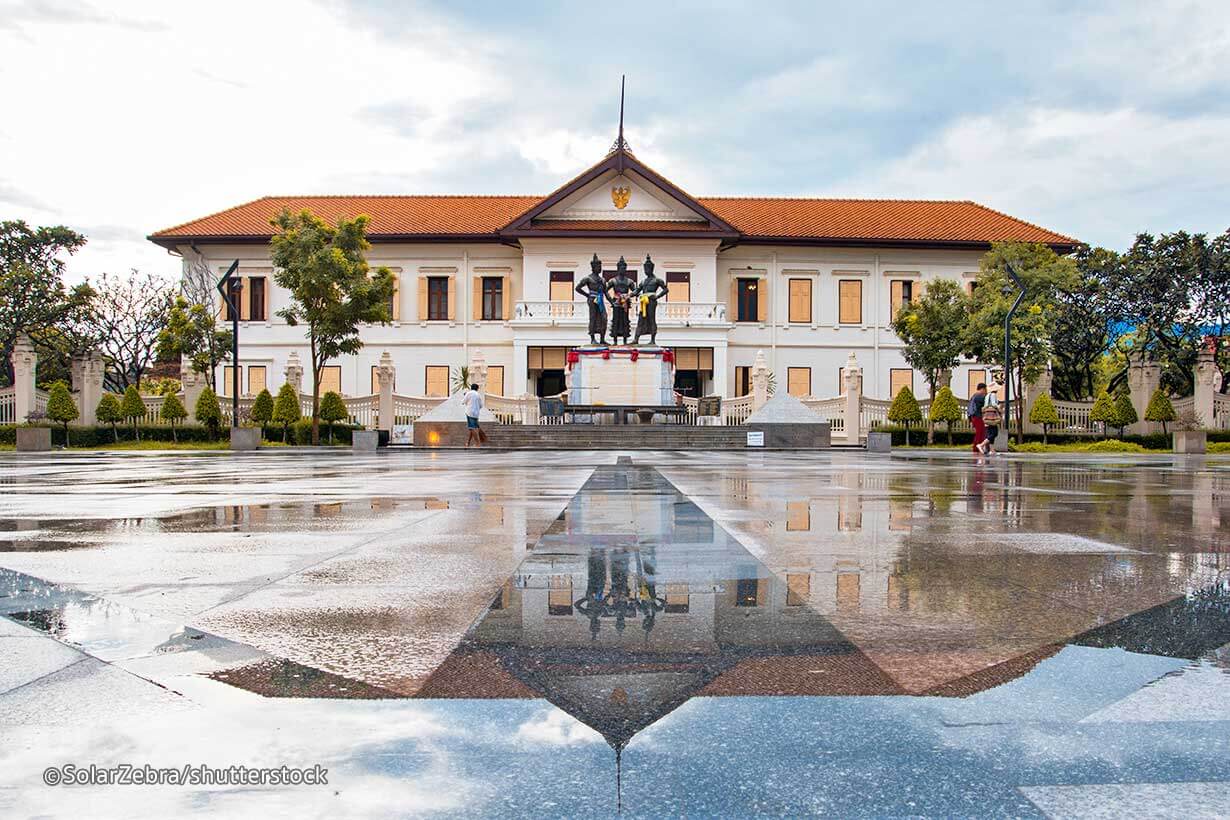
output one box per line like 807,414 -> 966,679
575,254 -> 608,346
574,546 -> 663,641
634,255 -> 668,346
605,257 -> 635,346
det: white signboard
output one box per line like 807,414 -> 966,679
746,431 -> 765,447
391,424 -> 413,445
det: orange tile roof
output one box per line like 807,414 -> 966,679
150,194 -> 1077,247
527,219 -> 718,232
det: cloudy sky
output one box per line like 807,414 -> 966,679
2,0 -> 1228,282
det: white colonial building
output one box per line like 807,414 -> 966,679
149,142 -> 1075,404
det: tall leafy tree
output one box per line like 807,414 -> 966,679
96,393 -> 123,442
1190,229 -> 1230,393
272,382 -> 301,444
1029,393 -> 1060,444
160,392 -> 188,443
0,220 -> 89,385
194,387 -> 223,440
157,296 -> 232,391
1051,245 -> 1119,400
45,381 -> 78,445
120,385 -> 146,441
890,279 -> 969,443
928,386 -> 962,445
269,210 -> 393,444
965,242 -> 1078,441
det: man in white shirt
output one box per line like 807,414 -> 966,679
463,383 -> 485,448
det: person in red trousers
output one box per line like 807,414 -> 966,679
968,382 -> 988,453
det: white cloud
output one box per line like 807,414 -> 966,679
514,707 -> 603,747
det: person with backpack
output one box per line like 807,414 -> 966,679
968,382 -> 988,453
979,395 -> 1002,455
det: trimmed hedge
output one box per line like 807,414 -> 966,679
2,422 -> 361,447
871,425 -> 1176,450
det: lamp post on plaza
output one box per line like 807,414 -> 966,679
1003,261 -> 1025,444
215,260 -> 241,427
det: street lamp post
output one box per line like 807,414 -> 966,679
1003,262 -> 1026,444
215,260 -> 241,427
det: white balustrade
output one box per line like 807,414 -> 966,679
0,386 -> 14,424
512,301 -> 728,327
1215,394 -> 1230,429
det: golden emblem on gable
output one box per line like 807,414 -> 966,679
611,185 -> 631,209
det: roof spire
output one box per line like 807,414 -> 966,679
610,74 -> 630,156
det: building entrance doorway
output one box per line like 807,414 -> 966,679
537,370 -> 566,397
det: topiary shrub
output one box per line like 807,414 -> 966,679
1113,390 -> 1137,438
1083,439 -> 1147,453
1029,393 -> 1060,445
272,383 -> 301,444
887,386 -> 922,444
318,391 -> 347,444
120,385 -> 146,442
1089,390 -> 1116,439
250,388 -> 274,440
45,381 -> 78,446
96,393 -> 123,443
1144,388 -> 1176,435
194,387 -> 223,440
928,386 -> 961,445
160,392 -> 188,443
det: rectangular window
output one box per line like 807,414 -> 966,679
547,575 -> 573,616
890,368 -> 913,398
786,501 -> 810,532
248,277 -> 266,321
222,366 -> 236,396
427,276 -> 449,321
737,278 -> 761,323
223,278 -> 241,322
665,271 -> 690,303
837,573 -> 861,611
838,280 -> 862,324
425,365 -> 449,397
487,365 -> 505,396
548,271 -> 573,302
787,367 -> 811,398
318,365 -> 342,396
247,366 -> 266,396
664,583 -> 690,614
788,278 -> 812,323
736,366 -> 752,397
735,576 -> 762,607
890,279 -> 914,320
481,276 -> 503,321
967,280 -> 979,298
968,369 -> 986,399
786,573 -> 811,606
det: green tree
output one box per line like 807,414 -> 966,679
0,220 -> 90,385
890,279 -> 969,442
96,393 -> 123,442
1051,245 -> 1119,400
1143,388 -> 1176,435
1028,393 -> 1061,444
965,242 -> 1079,442
1112,390 -> 1137,438
160,392 -> 188,443
250,388 -> 274,439
120,385 -> 146,441
318,390 -> 348,444
887,385 -> 922,442
927,386 -> 962,445
45,381 -> 78,446
270,209 -> 393,444
272,382 -> 301,444
451,365 -> 472,395
156,296 -> 232,392
194,387 -> 222,440
1089,390 -> 1117,439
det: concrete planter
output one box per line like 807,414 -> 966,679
866,431 -> 892,453
15,427 -> 52,452
352,430 -> 380,451
746,422 -> 831,449
1173,430 -> 1207,454
229,427 -> 261,451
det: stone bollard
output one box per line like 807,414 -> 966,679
866,430 -> 891,453
352,430 -> 380,451
229,427 -> 261,451
15,427 -> 51,452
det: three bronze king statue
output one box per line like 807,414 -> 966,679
574,253 -> 670,347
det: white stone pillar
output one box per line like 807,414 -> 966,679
711,343 -> 728,399
181,357 -> 205,416
11,335 -> 37,424
1024,366 -> 1053,435
1127,357 -> 1161,434
376,350 -> 395,431
843,351 -> 863,445
751,349 -> 769,411
72,351 -> 104,425
284,351 -> 304,395
512,341 -> 529,397
1194,339 -> 1217,429
469,349 -> 488,395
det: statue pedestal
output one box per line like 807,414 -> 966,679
567,347 -> 674,406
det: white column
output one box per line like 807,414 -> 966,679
512,341 -> 529,396
284,351 -> 304,395
1194,340 -> 1217,428
751,349 -> 769,411
711,343 -> 728,399
11,335 -> 36,424
843,351 -> 862,444
72,351 -> 104,425
469,349 -> 489,395
1024,366 -> 1053,435
377,351 -> 395,431
1128,358 -> 1160,435
181,356 -> 205,414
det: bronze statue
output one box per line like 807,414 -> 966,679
605,256 -> 635,345
633,254 -> 668,346
575,253 -> 608,345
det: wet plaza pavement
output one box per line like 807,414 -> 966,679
1,449 -> 1228,818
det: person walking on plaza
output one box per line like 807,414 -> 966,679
968,382 -> 988,453
979,395 -> 1002,455
463,383 -> 486,448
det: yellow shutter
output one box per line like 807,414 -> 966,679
472,277 -> 483,321
789,279 -> 811,323
319,366 -> 342,396
729,277 -> 739,319
417,277 -> 428,321
248,366 -> 266,395
890,281 -> 903,320
787,367 -> 810,398
837,573 -> 861,610
528,347 -> 543,370
223,366 -> 236,396
391,274 -> 400,321
239,277 -> 251,321
425,366 -> 449,397
502,275 -> 511,321
890,369 -> 912,397
968,369 -> 986,400
699,348 -> 713,370
488,365 -> 504,396
676,348 -> 699,370
786,572 -> 811,604
786,502 -> 810,532
447,276 -> 456,321
839,280 -> 862,324
757,278 -> 768,322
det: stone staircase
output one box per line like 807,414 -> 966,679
480,424 -> 752,450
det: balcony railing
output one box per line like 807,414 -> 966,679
512,300 -> 728,327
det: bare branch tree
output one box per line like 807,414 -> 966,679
84,270 -> 175,391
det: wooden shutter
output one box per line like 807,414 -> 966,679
786,572 -> 811,604
390,274 -> 400,321
223,366 -> 236,396
890,368 -> 912,397
239,277 -> 251,321
839,280 -> 862,324
502,275 -> 511,321
890,281 -> 904,320
487,365 -> 504,396
676,348 -> 699,370
447,276 -> 456,321
967,369 -> 986,400
837,573 -> 861,610
417,277 -> 428,321
757,278 -> 768,322
472,277 -> 483,321
787,367 -> 811,398
788,279 -> 811,323
247,366 -> 266,395
319,366 -> 342,396
786,503 -> 810,533
425,366 -> 449,397
729,277 -> 739,319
